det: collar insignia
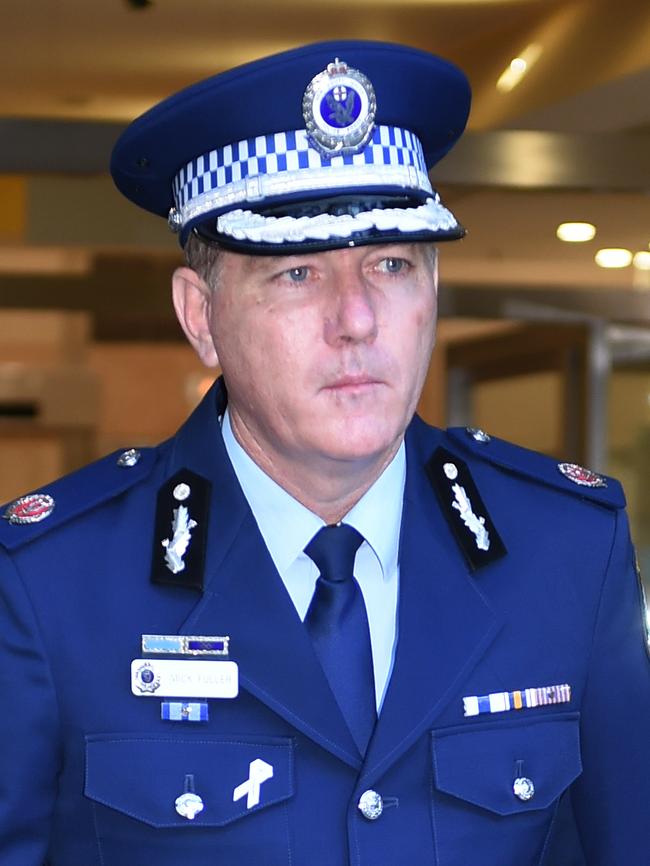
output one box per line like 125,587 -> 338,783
151,469 -> 211,592
427,446 -> 506,571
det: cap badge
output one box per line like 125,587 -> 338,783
558,462 -> 607,488
3,493 -> 55,525
302,57 -> 376,157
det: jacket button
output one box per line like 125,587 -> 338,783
466,427 -> 491,443
513,776 -> 535,802
117,448 -> 141,467
174,791 -> 204,820
358,789 -> 383,820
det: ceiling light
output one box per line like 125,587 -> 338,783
496,44 -> 542,93
594,248 -> 632,269
556,222 -> 596,243
633,251 -> 650,270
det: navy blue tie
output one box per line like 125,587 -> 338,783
304,524 -> 377,755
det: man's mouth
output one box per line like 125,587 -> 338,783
324,375 -> 382,392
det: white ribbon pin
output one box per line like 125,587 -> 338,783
232,758 -> 274,809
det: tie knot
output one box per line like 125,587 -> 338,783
304,523 -> 363,583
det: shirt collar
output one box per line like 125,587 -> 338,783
222,409 -> 405,580
345,442 -> 405,580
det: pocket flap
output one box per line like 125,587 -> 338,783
85,734 -> 294,828
432,712 -> 581,815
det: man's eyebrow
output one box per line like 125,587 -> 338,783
234,256 -> 273,278
241,254 -> 305,275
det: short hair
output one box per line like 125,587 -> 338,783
183,231 -> 223,291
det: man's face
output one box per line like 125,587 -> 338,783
190,241 -> 437,475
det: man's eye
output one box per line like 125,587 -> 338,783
286,266 -> 309,282
379,257 -> 407,274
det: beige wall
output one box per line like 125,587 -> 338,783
474,372 -> 561,454
87,343 -> 212,455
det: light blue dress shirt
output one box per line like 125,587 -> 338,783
222,410 -> 404,710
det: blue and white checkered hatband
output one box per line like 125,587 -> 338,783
172,124 -> 432,235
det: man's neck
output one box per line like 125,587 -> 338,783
227,410 -> 402,525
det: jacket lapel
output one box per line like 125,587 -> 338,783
164,382 -> 361,769
360,422 -> 503,784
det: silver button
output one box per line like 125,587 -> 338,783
513,776 -> 535,802
168,207 -> 183,233
358,789 -> 383,820
117,448 -> 141,468
443,462 -> 459,480
173,483 -> 191,501
174,791 -> 204,820
466,427 -> 491,443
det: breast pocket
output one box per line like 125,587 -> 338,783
85,733 -> 294,866
430,712 -> 582,866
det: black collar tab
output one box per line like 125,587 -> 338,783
151,468 -> 211,592
426,446 -> 507,572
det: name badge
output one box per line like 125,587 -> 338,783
131,659 -> 239,698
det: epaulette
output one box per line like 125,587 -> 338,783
0,447 -> 157,551
445,427 -> 626,510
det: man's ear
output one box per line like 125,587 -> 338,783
431,246 -> 439,298
172,267 -> 220,368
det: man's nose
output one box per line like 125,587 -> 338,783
323,271 -> 379,346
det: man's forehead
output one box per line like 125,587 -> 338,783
225,241 -> 435,271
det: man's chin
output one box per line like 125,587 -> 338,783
312,425 -> 404,465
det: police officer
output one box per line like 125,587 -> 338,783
0,40 -> 648,866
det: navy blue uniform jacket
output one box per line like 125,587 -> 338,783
0,382 -> 648,865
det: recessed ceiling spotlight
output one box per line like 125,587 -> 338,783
496,44 -> 542,93
632,251 -> 650,271
594,248 -> 632,269
556,222 -> 596,243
